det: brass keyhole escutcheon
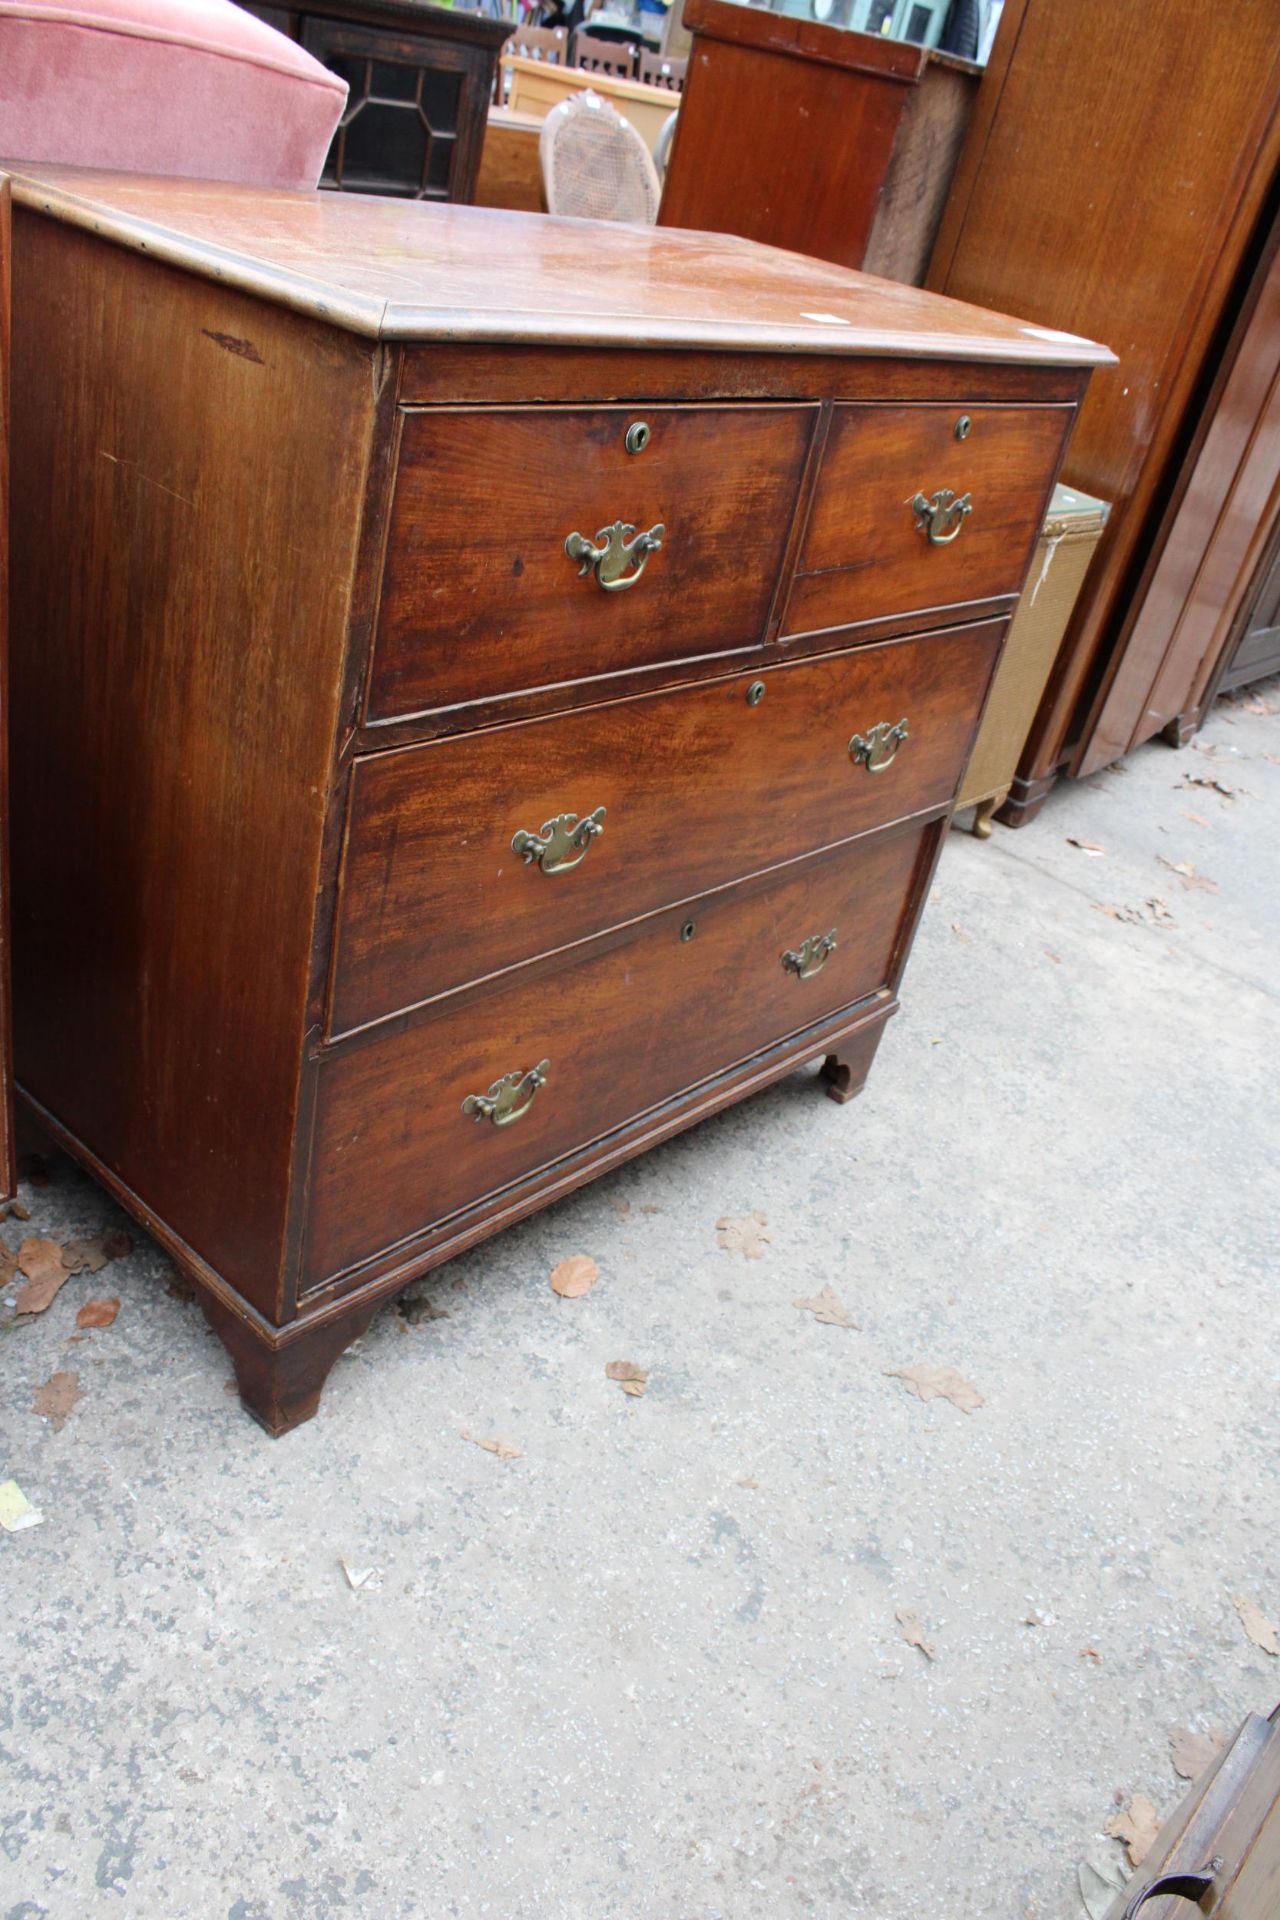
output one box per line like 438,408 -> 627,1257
954,414 -> 972,441
680,919 -> 696,943
625,421 -> 650,454
746,681 -> 766,707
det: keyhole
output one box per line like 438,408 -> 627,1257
625,421 -> 650,454
680,919 -> 696,943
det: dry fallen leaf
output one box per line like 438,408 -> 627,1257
61,1237 -> 109,1275
398,1292 -> 448,1326
461,1429 -> 521,1462
61,1228 -> 132,1274
1180,810 -> 1209,827
793,1286 -> 856,1329
895,1608 -> 935,1660
3,1201 -> 30,1222
885,1363 -> 984,1414
1169,1726 -> 1226,1781
33,1369 -> 82,1431
75,1298 -> 120,1330
1067,837 -> 1106,855
1158,857 -> 1218,893
550,1255 -> 599,1299
1241,694 -> 1279,715
716,1211 -> 771,1259
1045,949 -> 1062,964
1179,772 -> 1238,800
1234,1592 -> 1279,1656
14,1238 -> 71,1315
340,1559 -> 380,1591
606,1359 -> 649,1397
1078,1859 -> 1129,1919
1105,1793 -> 1161,1868
949,922 -> 972,942
0,1479 -> 43,1532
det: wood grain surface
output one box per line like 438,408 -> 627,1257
4,165 -> 1112,362
658,0 -> 922,270
929,0 -> 1280,812
7,211 -> 376,1316
370,402 -> 815,717
309,823 -> 929,1284
784,401 -> 1070,636
334,622 -> 1002,1031
0,177 -> 13,1200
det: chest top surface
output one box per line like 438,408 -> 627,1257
4,164 -> 1112,365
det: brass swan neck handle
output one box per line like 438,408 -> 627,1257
565,520 -> 665,591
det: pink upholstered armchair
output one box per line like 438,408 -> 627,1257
0,0 -> 346,189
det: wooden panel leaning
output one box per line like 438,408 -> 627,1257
4,167 -> 1109,1431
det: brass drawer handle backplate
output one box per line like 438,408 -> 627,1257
512,807 -> 606,875
462,1059 -> 550,1128
782,929 -> 837,981
849,717 -> 909,774
912,487 -> 973,545
565,519 -> 665,592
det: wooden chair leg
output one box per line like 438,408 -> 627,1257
820,1021 -> 886,1105
198,1288 -> 383,1435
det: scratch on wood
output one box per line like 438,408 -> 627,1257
202,328 -> 265,364
98,450 -> 194,508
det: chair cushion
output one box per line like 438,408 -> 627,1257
0,0 -> 347,188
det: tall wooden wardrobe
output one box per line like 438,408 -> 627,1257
927,0 -> 1280,820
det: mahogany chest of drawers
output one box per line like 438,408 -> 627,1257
5,167 -> 1109,1430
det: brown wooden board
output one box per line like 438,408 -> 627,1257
369,402 -> 816,717
929,0 -> 1280,820
7,211 -> 375,1317
784,401 -> 1071,637
309,822 -> 930,1285
0,176 -> 14,1202
333,622 -> 1002,1033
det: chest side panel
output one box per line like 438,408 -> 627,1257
8,214 -> 376,1316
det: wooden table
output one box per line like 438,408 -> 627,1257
502,52 -> 676,156
476,105 -> 544,214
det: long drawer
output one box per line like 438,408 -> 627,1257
330,619 -> 1003,1034
306,822 -> 930,1287
369,402 -> 816,720
783,402 -> 1070,637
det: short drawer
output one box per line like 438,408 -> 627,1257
306,823 -> 930,1286
782,402 -> 1071,638
330,619 -> 1003,1034
369,402 -> 817,720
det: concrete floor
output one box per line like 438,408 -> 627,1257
2,682 -> 1277,1920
